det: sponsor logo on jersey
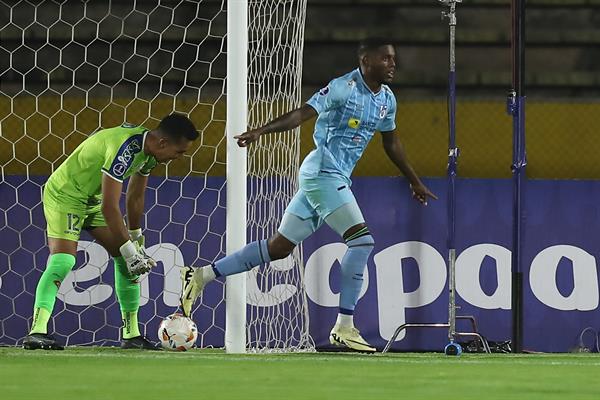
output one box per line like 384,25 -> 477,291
318,86 -> 329,96
113,163 -> 127,176
111,137 -> 142,178
379,104 -> 388,118
348,118 -> 360,129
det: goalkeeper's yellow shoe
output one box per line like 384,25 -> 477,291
180,266 -> 205,317
329,325 -> 376,353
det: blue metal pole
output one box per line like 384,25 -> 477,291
442,0 -> 460,345
511,95 -> 526,353
447,69 -> 458,344
509,0 -> 526,353
448,70 -> 457,252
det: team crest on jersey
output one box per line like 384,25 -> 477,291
348,118 -> 360,129
379,105 -> 388,118
318,86 -> 329,96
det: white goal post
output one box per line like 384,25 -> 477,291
225,0 -> 248,354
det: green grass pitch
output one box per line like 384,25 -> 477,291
1,347 -> 600,399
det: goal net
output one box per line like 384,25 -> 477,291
0,0 -> 312,351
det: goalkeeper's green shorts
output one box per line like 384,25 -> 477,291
43,186 -> 107,242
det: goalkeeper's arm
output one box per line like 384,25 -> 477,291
126,172 -> 148,231
234,104 -> 317,147
101,174 -> 130,245
102,174 -> 155,275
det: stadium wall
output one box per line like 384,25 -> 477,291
2,98 -> 600,179
2,176 -> 599,352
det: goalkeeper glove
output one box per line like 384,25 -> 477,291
129,227 -> 157,266
129,228 -> 145,248
119,240 -> 157,276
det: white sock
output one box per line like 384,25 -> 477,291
201,265 -> 216,283
336,313 -> 353,328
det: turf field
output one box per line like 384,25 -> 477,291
1,347 -> 599,399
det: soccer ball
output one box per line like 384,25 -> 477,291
158,313 -> 198,351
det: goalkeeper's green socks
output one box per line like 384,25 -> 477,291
121,311 -> 140,339
30,254 -> 143,339
114,256 -> 141,339
30,307 -> 52,335
30,253 -> 76,334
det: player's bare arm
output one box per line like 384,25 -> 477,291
381,131 -> 438,205
126,172 -> 148,231
101,174 -> 130,244
234,104 -> 317,147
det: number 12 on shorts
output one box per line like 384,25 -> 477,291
67,213 -> 81,232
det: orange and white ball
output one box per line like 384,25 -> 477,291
158,313 -> 198,351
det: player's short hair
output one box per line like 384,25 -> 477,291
357,37 -> 394,58
157,113 -> 199,142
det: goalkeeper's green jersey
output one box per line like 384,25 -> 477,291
44,123 -> 157,209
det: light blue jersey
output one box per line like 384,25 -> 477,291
301,68 -> 397,179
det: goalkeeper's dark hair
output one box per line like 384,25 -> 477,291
357,37 -> 394,58
157,113 -> 199,141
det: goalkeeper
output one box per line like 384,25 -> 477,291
182,38 -> 436,352
23,114 -> 199,350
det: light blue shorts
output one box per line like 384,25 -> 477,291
291,173 -> 355,219
278,173 -> 365,244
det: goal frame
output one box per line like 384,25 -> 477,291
225,0 -> 248,354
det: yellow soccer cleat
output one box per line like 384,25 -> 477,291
180,266 -> 205,317
329,325 -> 376,353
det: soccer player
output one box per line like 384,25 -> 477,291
23,114 -> 199,350
181,38 -> 437,352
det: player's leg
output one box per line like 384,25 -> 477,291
180,190 -> 321,316
302,174 -> 376,352
24,206 -> 80,350
179,237 -> 274,316
325,202 -> 376,352
211,205 -> 319,276
326,204 -> 373,325
88,224 -> 158,350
